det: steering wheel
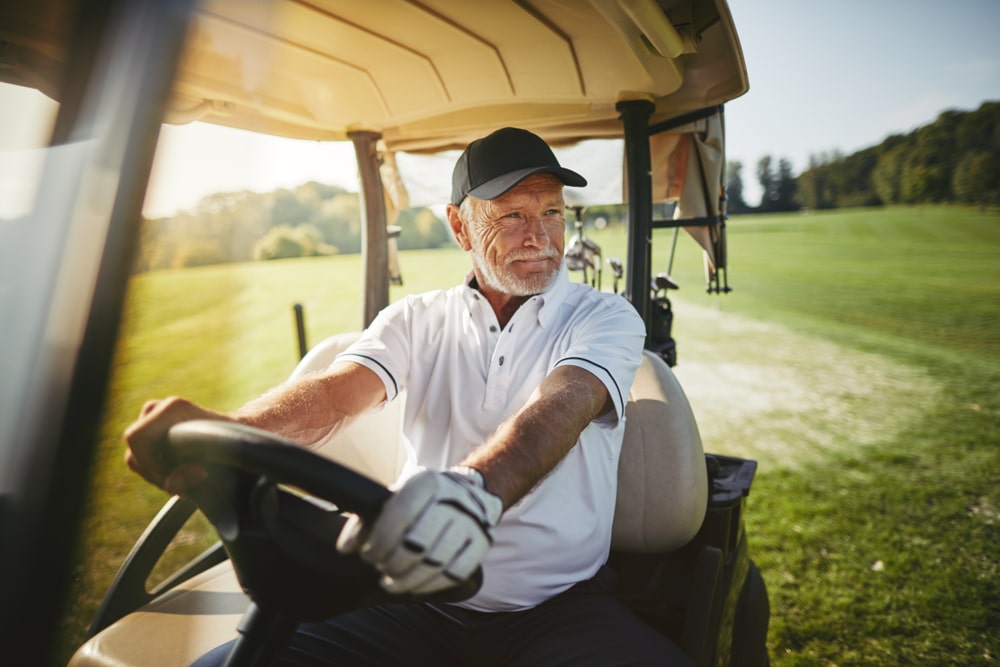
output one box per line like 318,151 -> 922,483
164,420 -> 481,624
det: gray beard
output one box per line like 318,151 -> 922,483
471,249 -> 560,296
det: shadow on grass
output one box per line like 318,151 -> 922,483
746,358 -> 999,666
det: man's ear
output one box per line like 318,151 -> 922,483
447,203 -> 472,251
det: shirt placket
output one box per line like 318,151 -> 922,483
483,297 -> 540,410
468,292 -> 502,397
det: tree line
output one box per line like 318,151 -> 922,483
135,181 -> 452,272
725,101 -> 1000,213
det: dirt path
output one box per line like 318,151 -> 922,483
669,301 -> 939,471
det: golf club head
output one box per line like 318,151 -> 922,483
654,273 -> 679,291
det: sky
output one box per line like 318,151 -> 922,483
724,0 -> 1000,200
1,0 -> 998,217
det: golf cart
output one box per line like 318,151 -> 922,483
0,0 -> 767,664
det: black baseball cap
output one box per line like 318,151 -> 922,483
451,127 -> 587,204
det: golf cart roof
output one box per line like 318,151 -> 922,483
4,0 -> 747,151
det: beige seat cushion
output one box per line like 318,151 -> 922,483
612,350 -> 707,553
70,563 -> 245,667
288,331 -> 407,485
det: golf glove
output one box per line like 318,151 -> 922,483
337,468 -> 503,594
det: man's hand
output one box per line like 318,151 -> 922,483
337,469 -> 503,594
123,397 -> 230,496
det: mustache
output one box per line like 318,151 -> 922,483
505,247 -> 560,264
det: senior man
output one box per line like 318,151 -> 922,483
125,127 -> 692,665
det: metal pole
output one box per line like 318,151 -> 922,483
616,99 -> 655,343
293,304 -> 307,359
667,226 -> 679,276
349,131 -> 389,328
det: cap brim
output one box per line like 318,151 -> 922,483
466,166 -> 587,201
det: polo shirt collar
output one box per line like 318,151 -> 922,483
535,263 -> 571,329
460,263 -> 571,330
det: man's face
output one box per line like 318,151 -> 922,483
457,174 -> 566,296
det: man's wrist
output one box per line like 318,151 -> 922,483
449,465 -> 487,491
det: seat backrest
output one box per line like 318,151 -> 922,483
288,331 -> 406,485
611,351 -> 707,553
294,335 -> 707,554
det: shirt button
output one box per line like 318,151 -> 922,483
489,325 -> 498,333
499,356 -> 505,366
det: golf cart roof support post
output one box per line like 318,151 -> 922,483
617,98 -> 656,342
350,130 -> 390,328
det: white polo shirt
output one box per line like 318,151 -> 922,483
337,265 -> 645,611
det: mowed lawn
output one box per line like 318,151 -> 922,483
61,206 -> 999,665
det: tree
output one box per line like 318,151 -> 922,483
873,145 -> 906,205
795,103 -> 999,209
955,102 -> 1000,155
171,240 -> 227,268
725,160 -> 751,213
900,163 -> 935,204
797,155 -> 827,210
253,224 -> 325,260
908,122 -> 954,202
775,158 -> 799,211
316,195 -> 362,254
756,155 -> 798,212
581,204 -> 626,227
756,155 -> 776,210
272,190 -> 313,227
396,208 -> 452,250
952,150 -> 1000,209
194,190 -> 271,262
831,148 -> 879,207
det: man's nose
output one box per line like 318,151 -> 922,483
522,215 -> 549,246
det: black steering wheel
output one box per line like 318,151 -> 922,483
164,420 -> 480,663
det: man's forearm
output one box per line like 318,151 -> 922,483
460,365 -> 610,508
231,361 -> 387,447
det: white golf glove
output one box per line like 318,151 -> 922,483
337,468 -> 503,594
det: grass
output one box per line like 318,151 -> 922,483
60,206 -> 999,665
661,206 -> 1000,665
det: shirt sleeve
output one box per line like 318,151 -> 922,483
553,294 -> 646,425
334,297 -> 413,403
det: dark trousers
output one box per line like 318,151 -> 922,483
193,567 -> 692,666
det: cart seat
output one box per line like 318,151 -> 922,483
70,562 -> 244,667
614,347 -> 707,553
70,333 -> 706,666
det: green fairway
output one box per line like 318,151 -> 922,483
63,206 -> 999,665
663,206 -> 1000,665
